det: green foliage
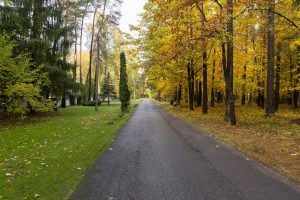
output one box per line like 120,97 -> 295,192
102,72 -> 117,101
44,65 -> 79,96
0,0 -> 76,97
119,52 -> 131,112
0,35 -> 52,115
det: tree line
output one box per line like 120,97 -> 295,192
0,0 -> 126,115
136,0 -> 300,124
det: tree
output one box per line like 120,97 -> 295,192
78,0 -> 90,96
119,52 -> 131,113
102,72 -> 116,105
0,0 -> 76,105
196,0 -> 208,114
224,0 -> 236,125
266,0 -> 276,116
87,5 -> 98,101
136,0 -> 299,124
95,35 -> 100,111
0,35 -> 53,115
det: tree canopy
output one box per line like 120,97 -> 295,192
135,0 -> 300,124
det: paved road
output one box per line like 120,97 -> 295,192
71,100 -> 300,200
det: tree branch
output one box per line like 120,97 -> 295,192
195,0 -> 208,22
214,0 -> 223,10
233,7 -> 299,30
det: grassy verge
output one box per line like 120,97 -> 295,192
130,99 -> 144,103
0,105 -> 133,199
159,102 -> 300,186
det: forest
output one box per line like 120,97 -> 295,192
135,0 -> 300,125
0,0 -> 145,116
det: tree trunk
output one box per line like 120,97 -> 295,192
88,7 -> 98,101
73,15 -> 78,103
211,49 -> 216,107
178,83 -> 182,104
61,0 -> 69,108
249,40 -> 257,105
61,0 -> 69,64
74,15 -> 77,84
199,0 -> 208,114
202,50 -> 208,114
266,0 -> 275,116
195,78 -> 199,107
198,81 -> 202,106
274,43 -> 281,111
224,0 -> 236,125
293,91 -> 299,109
61,90 -> 66,108
79,4 -> 89,96
187,61 -> 194,111
217,89 -> 223,103
241,64 -> 247,105
95,36 -> 100,111
241,35 -> 247,105
257,81 -> 264,108
242,23 -> 249,105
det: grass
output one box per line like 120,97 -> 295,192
109,99 -> 144,103
159,102 -> 300,186
0,105 -> 133,200
130,99 -> 144,103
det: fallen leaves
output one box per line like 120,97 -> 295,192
5,172 -> 13,177
162,103 -> 300,186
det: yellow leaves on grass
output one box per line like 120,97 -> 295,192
5,172 -> 13,177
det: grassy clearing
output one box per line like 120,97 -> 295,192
0,105 -> 133,200
159,102 -> 300,186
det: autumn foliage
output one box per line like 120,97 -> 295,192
136,0 -> 300,124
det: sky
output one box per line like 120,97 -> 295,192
81,0 -> 147,50
119,0 -> 148,34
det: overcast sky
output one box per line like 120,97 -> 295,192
82,0 -> 147,50
119,0 -> 148,34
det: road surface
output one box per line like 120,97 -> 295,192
71,100 -> 300,200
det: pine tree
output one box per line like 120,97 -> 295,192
119,52 -> 130,113
102,72 -> 116,105
0,0 -> 76,106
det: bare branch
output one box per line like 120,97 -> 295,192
214,0 -> 223,10
194,0 -> 208,22
233,7 -> 299,30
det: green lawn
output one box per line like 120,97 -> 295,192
0,105 -> 132,200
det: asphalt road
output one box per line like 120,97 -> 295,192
71,100 -> 300,200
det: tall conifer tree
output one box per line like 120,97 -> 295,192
119,52 -> 130,113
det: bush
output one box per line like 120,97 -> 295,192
0,35 -> 51,116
